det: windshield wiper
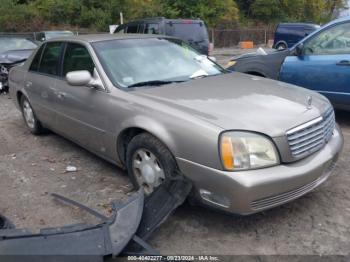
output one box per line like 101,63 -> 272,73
128,80 -> 184,88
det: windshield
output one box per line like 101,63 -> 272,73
0,38 -> 37,54
92,38 -> 224,88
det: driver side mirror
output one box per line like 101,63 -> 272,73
66,70 -> 92,86
66,69 -> 104,89
295,43 -> 304,56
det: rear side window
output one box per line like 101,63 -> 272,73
63,43 -> 95,76
29,44 -> 45,71
145,23 -> 159,34
138,23 -> 145,33
165,22 -> 208,41
38,42 -> 62,76
115,25 -> 126,33
127,24 -> 138,33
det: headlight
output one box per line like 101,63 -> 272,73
226,60 -> 236,68
220,131 -> 279,171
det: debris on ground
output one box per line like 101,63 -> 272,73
65,165 -> 78,172
0,191 -> 157,260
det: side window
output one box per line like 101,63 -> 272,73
304,22 -> 350,55
126,24 -> 138,33
138,23 -> 145,34
38,42 -> 62,76
115,25 -> 126,33
145,23 -> 159,34
35,32 -> 45,42
29,44 -> 45,71
63,43 -> 95,76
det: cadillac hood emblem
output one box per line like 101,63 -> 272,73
307,96 -> 313,110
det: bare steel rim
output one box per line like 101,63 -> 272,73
22,100 -> 35,129
132,148 -> 166,195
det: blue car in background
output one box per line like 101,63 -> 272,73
227,17 -> 350,110
274,23 -> 320,50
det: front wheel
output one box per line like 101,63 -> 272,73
125,132 -> 192,239
126,133 -> 178,196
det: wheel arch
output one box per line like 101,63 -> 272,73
16,89 -> 30,108
274,40 -> 288,49
16,91 -> 24,107
116,120 -> 177,166
245,71 -> 267,77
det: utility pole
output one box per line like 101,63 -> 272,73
120,12 -> 124,25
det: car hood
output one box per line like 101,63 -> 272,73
0,49 -> 35,64
133,73 -> 331,137
231,48 -> 288,61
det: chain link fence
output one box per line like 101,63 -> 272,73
209,28 -> 276,48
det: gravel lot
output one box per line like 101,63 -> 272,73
0,51 -> 349,255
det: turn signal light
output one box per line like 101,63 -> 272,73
221,136 -> 234,170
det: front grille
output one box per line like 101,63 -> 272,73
251,159 -> 336,211
286,108 -> 335,159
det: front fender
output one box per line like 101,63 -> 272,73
119,115 -> 178,156
234,61 -> 271,78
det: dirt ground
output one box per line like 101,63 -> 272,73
0,51 -> 350,254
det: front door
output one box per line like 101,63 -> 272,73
280,21 -> 350,107
53,42 -> 111,157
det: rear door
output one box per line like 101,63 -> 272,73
25,42 -> 63,128
280,21 -> 350,107
53,42 -> 112,157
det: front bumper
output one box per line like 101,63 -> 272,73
177,125 -> 343,215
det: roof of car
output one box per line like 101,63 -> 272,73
41,31 -> 74,33
45,33 -> 169,43
124,17 -> 204,23
278,22 -> 320,27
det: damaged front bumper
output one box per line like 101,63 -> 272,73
0,64 -> 9,92
0,61 -> 25,93
0,63 -> 21,93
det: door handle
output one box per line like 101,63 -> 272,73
336,60 -> 350,66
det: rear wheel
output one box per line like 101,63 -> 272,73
20,96 -> 45,135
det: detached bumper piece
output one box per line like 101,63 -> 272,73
0,215 -> 13,230
0,190 -> 152,261
0,176 -> 192,260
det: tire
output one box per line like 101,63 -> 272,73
276,43 -> 287,50
20,96 -> 45,135
126,133 -> 192,240
126,133 -> 179,196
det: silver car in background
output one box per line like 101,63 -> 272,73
9,34 -> 343,215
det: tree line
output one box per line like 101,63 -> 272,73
0,0 -> 346,32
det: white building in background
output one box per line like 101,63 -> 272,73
339,0 -> 350,17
